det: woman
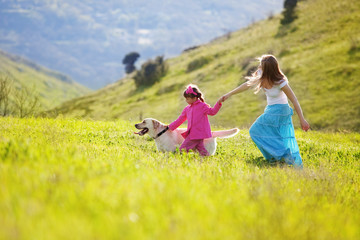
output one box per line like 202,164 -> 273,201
221,55 -> 310,167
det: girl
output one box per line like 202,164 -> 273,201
169,84 -> 224,156
221,55 -> 310,167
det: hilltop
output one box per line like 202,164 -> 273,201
50,0 -> 360,131
0,49 -> 90,111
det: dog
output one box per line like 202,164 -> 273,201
135,118 -> 239,155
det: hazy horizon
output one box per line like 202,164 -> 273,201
0,0 -> 283,89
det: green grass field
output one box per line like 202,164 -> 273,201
1,117 -> 359,239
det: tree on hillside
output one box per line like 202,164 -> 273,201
133,56 -> 168,88
281,0 -> 298,25
0,75 -> 12,116
122,52 -> 140,74
13,84 -> 40,118
284,0 -> 297,9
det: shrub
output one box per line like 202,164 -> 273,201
187,56 -> 210,72
13,84 -> 40,118
133,56 -> 168,88
281,0 -> 298,25
0,74 -> 12,116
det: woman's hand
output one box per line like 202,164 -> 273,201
300,119 -> 310,132
218,96 -> 225,103
219,94 -> 230,103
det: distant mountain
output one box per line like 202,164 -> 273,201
49,0 -> 360,131
0,49 -> 90,110
0,0 -> 283,89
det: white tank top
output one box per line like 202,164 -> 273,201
263,79 -> 288,105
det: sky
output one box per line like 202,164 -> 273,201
0,0 -> 284,89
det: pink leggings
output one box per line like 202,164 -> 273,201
180,138 -> 209,156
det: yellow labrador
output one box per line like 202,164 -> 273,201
135,118 -> 239,155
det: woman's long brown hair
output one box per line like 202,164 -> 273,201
246,55 -> 285,93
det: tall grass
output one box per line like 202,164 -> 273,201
1,117 -> 359,239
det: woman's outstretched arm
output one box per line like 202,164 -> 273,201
221,82 -> 250,102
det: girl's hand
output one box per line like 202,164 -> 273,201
220,94 -> 230,102
218,96 -> 225,103
301,119 -> 310,132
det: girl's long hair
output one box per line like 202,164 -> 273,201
183,84 -> 205,102
246,55 -> 285,93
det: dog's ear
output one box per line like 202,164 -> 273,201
152,120 -> 160,130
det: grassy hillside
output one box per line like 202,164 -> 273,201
0,117 -> 359,239
0,49 -> 90,110
51,0 -> 360,131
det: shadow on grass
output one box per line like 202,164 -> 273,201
245,156 -> 290,168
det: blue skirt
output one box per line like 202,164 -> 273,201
249,104 -> 303,168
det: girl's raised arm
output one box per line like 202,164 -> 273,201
281,84 -> 310,131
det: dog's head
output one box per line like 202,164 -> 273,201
134,118 -> 162,137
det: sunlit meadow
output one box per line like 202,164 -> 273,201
1,117 -> 359,239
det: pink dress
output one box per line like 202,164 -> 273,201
169,99 -> 222,155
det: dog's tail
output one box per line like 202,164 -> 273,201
211,128 -> 239,138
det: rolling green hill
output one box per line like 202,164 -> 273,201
50,0 -> 360,131
0,49 -> 90,111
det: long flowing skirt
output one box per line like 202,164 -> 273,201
249,104 -> 303,168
